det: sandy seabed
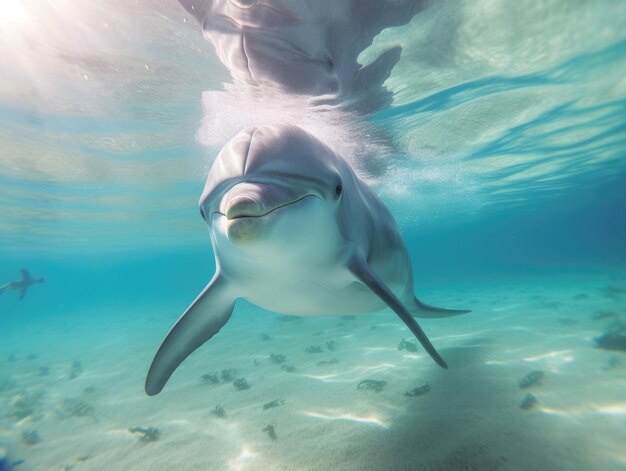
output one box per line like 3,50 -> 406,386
1,270 -> 625,471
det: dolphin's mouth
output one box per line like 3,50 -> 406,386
218,194 -> 317,220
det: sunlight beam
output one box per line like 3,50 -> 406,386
301,410 -> 388,428
0,0 -> 28,28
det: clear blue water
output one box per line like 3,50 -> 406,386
1,1 -> 626,470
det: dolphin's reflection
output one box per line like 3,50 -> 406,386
178,0 -> 428,113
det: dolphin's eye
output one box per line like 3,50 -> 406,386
324,56 -> 334,71
334,182 -> 343,198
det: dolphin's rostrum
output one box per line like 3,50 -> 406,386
146,125 -> 469,395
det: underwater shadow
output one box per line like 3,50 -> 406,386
305,339 -> 575,471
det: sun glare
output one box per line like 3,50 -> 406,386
0,0 -> 28,28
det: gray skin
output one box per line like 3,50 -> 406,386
177,0 -> 429,113
0,269 -> 44,301
146,125 -> 469,396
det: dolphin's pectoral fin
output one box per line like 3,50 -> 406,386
347,254 -> 448,369
413,297 -> 471,318
145,274 -> 235,396
19,288 -> 26,301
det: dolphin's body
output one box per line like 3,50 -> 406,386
178,0 -> 428,112
0,270 -> 44,301
146,125 -> 469,395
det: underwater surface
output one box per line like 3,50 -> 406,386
1,1 -> 626,470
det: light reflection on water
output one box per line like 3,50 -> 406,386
0,1 -> 625,252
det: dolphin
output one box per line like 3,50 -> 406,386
0,269 -> 44,301
146,125 -> 469,395
177,0 -> 429,113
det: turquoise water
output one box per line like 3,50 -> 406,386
1,1 -> 626,470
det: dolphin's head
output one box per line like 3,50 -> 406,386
200,125 -> 348,259
195,0 -> 346,96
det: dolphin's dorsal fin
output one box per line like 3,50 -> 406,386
20,269 -> 32,282
145,273 -> 235,395
347,253 -> 448,369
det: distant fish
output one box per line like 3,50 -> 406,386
0,269 -> 44,301
594,333 -> 626,352
519,393 -> 538,410
177,0 -> 428,113
602,285 -> 626,299
591,310 -> 618,321
519,370 -> 544,389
